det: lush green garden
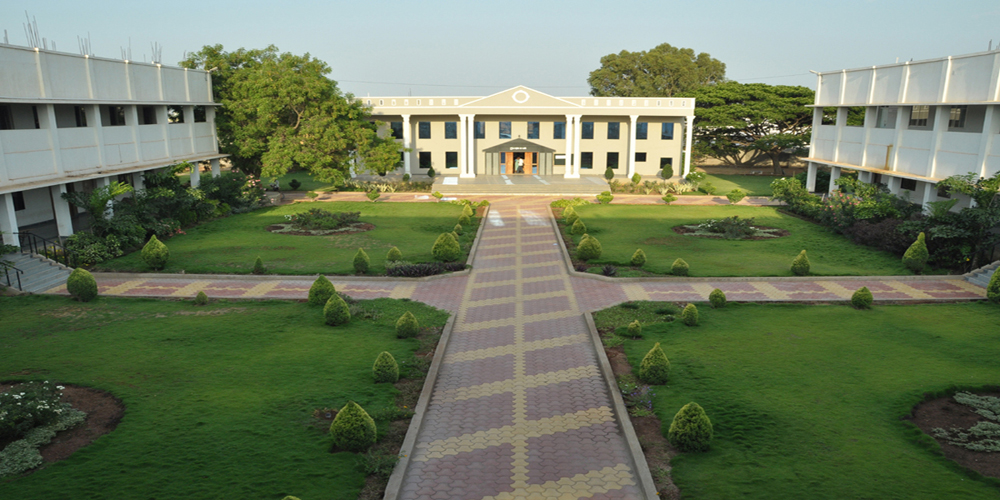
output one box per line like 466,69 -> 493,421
94,201 -> 478,275
595,301 -> 1000,499
683,174 -> 776,197
562,204 -> 914,276
0,294 -> 448,499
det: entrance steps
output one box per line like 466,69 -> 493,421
966,261 -> 998,289
2,252 -> 73,294
433,175 -> 611,196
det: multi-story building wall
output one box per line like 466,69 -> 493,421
0,44 -> 224,246
805,50 -> 1000,208
362,86 -> 694,180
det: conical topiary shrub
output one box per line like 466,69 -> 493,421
66,268 -> 98,302
194,291 -> 209,306
668,402 -> 713,452
563,206 -> 579,225
324,294 -> 351,325
672,258 -> 689,276
458,213 -> 471,226
386,246 -> 403,262
631,249 -> 646,267
902,232 -> 929,274
571,218 -> 587,235
639,342 -> 670,384
709,288 -> 726,308
253,256 -> 266,275
681,303 -> 699,326
987,270 -> 1000,304
432,233 -> 462,262
453,223 -> 463,235
329,401 -> 377,452
576,234 -> 602,261
353,248 -> 370,275
141,235 -> 169,270
396,311 -> 420,338
462,204 -> 474,218
308,275 -> 336,306
626,320 -> 642,339
372,351 -> 399,383
791,250 -> 810,276
851,286 -> 873,309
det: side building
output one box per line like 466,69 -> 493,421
0,44 -> 224,246
805,50 -> 1000,208
361,86 -> 694,180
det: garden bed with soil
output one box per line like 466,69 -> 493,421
908,392 -> 1000,480
672,225 -> 789,240
265,222 -> 375,236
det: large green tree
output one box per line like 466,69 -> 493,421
688,82 -> 814,174
587,43 -> 726,97
180,45 -> 399,182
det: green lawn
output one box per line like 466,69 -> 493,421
682,174 -> 778,197
270,170 -> 337,192
95,201 -> 476,275
602,302 -> 1000,499
567,205 -> 912,276
0,295 -> 450,499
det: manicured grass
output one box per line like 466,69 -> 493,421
566,205 -> 912,276
681,174 -> 778,197
0,294 -> 449,499
605,301 -> 1000,499
95,201 -> 476,275
270,170 -> 337,192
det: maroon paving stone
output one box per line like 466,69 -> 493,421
719,291 -> 772,301
422,391 -> 515,438
646,291 -> 704,302
833,280 -> 895,291
523,315 -> 588,342
524,375 -> 611,421
436,354 -> 516,389
447,324 -> 517,353
475,269 -> 518,284
767,281 -> 828,292
525,421 -> 633,485
867,291 -> 914,300
400,444 -> 516,500
477,245 -> 518,258
464,301 -> 517,324
474,256 -> 518,269
521,242 -> 559,253
522,252 -> 562,265
523,264 -> 563,279
523,295 -> 572,317
904,280 -> 968,291
522,234 -> 556,243
522,278 -> 567,296
470,284 -> 516,301
713,282 -> 760,292
523,343 -> 594,377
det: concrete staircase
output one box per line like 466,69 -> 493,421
1,252 -> 72,294
966,261 -> 999,289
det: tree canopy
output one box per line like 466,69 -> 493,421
688,82 -> 814,174
180,45 -> 399,182
587,43 -> 726,97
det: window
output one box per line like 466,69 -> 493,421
527,121 -> 539,140
875,106 -> 897,129
419,151 -> 432,169
167,106 -> 184,124
554,154 -> 566,166
937,184 -> 951,199
117,173 -> 132,184
607,122 -> 620,140
194,106 -> 207,123
445,151 -> 458,169
399,151 -> 405,164
900,178 -> 917,191
474,121 -> 485,139
140,106 -> 157,125
106,106 -> 127,126
32,106 -> 39,129
822,107 -> 838,125
418,121 -> 431,139
499,121 -> 511,139
581,152 -> 593,169
390,121 -> 403,139
581,121 -> 594,139
635,152 -> 647,162
553,121 -> 565,139
845,106 -> 866,127
909,105 -> 932,129
73,106 -> 88,127
636,122 -> 647,140
12,192 -> 25,211
607,152 -> 619,169
444,121 -> 457,139
0,105 -> 13,130
660,157 -> 673,169
948,106 -> 968,130
661,122 -> 674,140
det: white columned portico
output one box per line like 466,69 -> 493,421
564,115 -> 577,178
683,115 -> 694,177
402,115 -> 412,176
627,115 -> 638,178
459,114 -> 475,178
0,193 -> 18,246
50,184 -> 74,238
571,115 -> 583,178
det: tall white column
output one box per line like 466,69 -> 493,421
572,115 -> 583,178
627,115 -> 638,178
828,166 -> 842,195
402,115 -> 412,176
460,114 -> 475,178
190,160 -> 201,187
919,181 -> 937,212
466,114 -> 476,177
683,115 -> 694,178
564,115 -> 576,179
210,158 -> 221,177
806,162 -> 818,192
132,171 -> 145,193
0,193 -> 18,246
50,185 -> 74,238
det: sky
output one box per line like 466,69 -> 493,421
2,0 -> 999,97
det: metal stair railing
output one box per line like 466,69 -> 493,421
15,232 -> 76,268
2,261 -> 24,291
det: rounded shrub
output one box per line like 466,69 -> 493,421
353,248 -> 370,275
596,191 -> 614,204
308,275 -> 336,306
372,351 -> 399,383
194,291 -> 209,306
462,204 -> 474,218
639,342 -> 670,384
576,234 -> 602,261
458,213 -> 471,226
329,401 -> 377,452
851,286 -> 874,309
790,250 -> 810,276
681,303 -> 699,326
396,311 -> 420,338
709,288 -> 726,308
626,320 -> 642,338
563,206 -> 579,225
386,246 -> 403,262
66,268 -> 98,302
631,172 -> 642,184
671,258 -> 689,276
604,167 -> 615,181
402,173 -> 411,182
726,188 -> 746,204
668,402 -> 713,452
902,232 -> 929,274
253,256 -> 266,275
661,193 -> 677,205
630,248 -> 646,267
453,223 -> 463,235
282,497 -> 301,500
987,270 -> 1000,304
571,218 -> 587,235
141,235 -> 169,270
432,233 -> 462,262
324,294 -> 351,325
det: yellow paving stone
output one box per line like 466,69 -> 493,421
886,280 -> 933,300
622,283 -> 651,302
750,281 -> 789,300
689,282 -> 718,298
169,280 -> 211,297
43,284 -> 68,294
444,334 -> 587,363
818,280 -> 856,299
241,281 -> 279,298
388,284 -> 416,299
102,279 -> 146,295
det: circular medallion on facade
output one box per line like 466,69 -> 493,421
512,90 -> 530,103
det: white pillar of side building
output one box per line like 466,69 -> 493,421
806,162 -> 818,192
683,115 -> 694,177
210,158 -> 221,177
886,176 -> 902,195
627,115 -> 638,178
0,193 -> 18,246
402,115 -> 412,176
572,115 -> 583,178
458,115 -> 468,177
460,114 -> 475,178
468,116 -> 477,176
564,115 -> 576,179
132,171 -> 145,193
919,181 -> 938,212
828,166 -> 842,195
50,184 -> 74,238
190,161 -> 201,187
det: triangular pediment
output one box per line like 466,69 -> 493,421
462,86 -> 580,108
482,138 -> 556,154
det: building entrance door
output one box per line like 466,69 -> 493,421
504,152 -> 537,175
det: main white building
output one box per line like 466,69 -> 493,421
805,50 -> 1000,208
0,44 -> 223,246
